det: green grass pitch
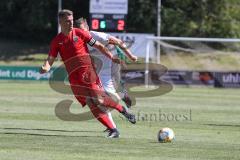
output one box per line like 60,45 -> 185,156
0,81 -> 239,160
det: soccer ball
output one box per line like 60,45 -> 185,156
158,127 -> 175,143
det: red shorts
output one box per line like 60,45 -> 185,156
69,68 -> 104,107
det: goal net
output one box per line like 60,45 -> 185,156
144,36 -> 240,86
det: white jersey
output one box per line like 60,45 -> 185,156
88,31 -> 120,93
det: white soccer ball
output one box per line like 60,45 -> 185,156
158,127 -> 175,143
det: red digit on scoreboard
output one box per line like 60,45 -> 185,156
91,19 -> 99,30
117,20 -> 125,31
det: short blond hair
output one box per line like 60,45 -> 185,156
58,9 -> 73,19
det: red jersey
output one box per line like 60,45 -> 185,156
48,28 -> 98,82
49,28 -> 96,70
49,28 -> 101,106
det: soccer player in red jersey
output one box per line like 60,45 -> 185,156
39,9 -> 135,138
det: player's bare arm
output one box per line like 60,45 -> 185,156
108,36 -> 137,62
93,41 -> 121,64
39,56 -> 55,74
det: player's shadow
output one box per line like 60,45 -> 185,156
1,132 -> 102,138
0,127 -> 102,138
2,127 -> 98,133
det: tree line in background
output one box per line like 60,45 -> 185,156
1,0 -> 240,43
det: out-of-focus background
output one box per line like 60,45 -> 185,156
0,1 -> 239,160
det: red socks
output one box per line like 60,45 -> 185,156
101,95 -> 124,112
89,102 -> 115,129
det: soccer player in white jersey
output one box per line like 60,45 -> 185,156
75,18 -> 137,135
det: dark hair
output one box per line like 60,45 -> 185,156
58,9 -> 73,18
75,17 -> 87,28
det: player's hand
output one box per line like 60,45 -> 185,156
130,55 -> 138,62
112,57 -> 121,64
39,65 -> 50,74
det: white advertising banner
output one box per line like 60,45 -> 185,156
109,32 -> 155,58
90,0 -> 128,14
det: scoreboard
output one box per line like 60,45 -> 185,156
90,14 -> 126,32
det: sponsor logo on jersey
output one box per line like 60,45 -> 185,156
73,36 -> 79,42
